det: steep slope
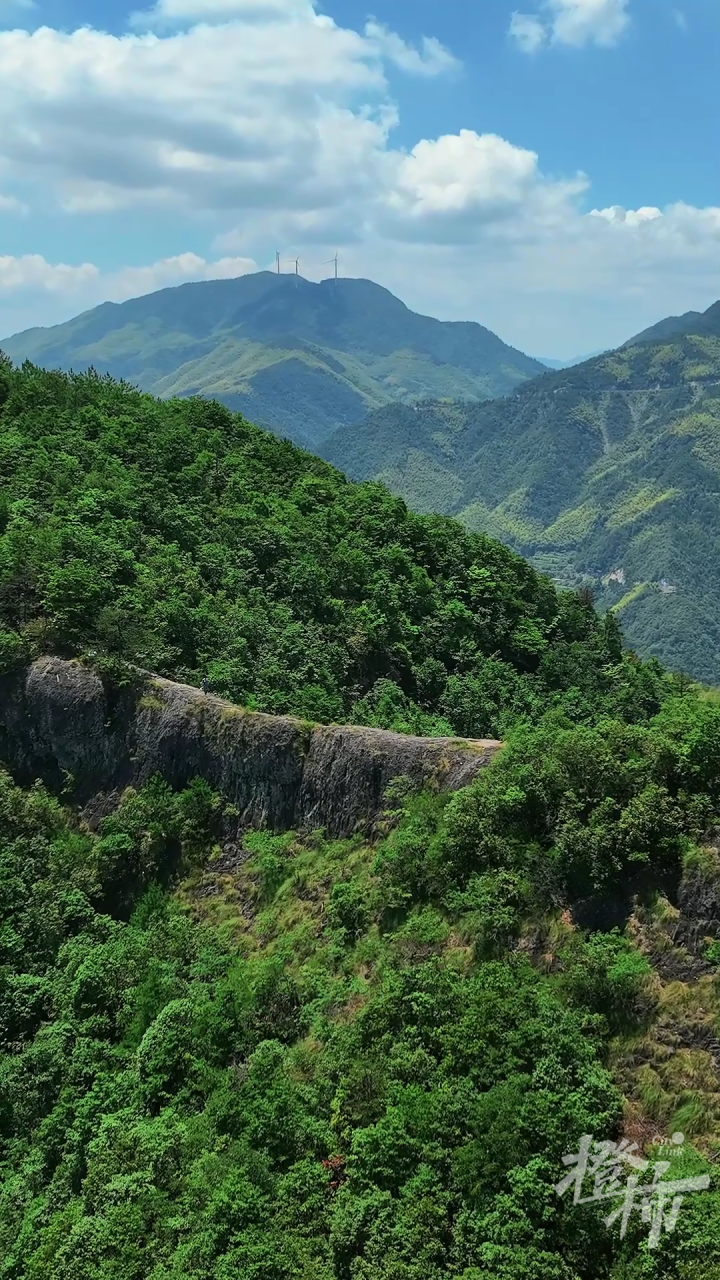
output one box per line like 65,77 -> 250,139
0,355 -> 672,743
0,272 -> 543,448
322,307 -> 720,683
1,676 -> 719,1279
0,655 -> 501,837
2,354 -> 720,1280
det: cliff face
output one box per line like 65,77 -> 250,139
0,657 -> 502,837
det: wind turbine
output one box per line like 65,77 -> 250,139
293,257 -> 300,286
275,249 -> 281,275
323,252 -> 339,282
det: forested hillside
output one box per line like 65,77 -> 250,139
0,273 -> 543,449
1,359 -> 720,1279
0,355 -> 662,739
322,308 -> 720,684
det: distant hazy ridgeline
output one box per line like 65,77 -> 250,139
0,272 -> 543,449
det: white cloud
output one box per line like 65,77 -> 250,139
0,2 -> 716,355
362,21 -> 459,76
508,13 -> 547,52
106,252 -> 258,299
393,132 -> 540,215
0,9 -> 454,222
386,131 -> 588,239
0,254 -> 99,293
510,0 -> 630,51
590,204 -> 662,226
553,0 -> 629,45
136,0 -> 462,80
0,251 -> 258,300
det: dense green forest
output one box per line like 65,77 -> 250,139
2,692 -> 720,1278
0,356 -> 670,739
1,358 -> 720,1277
322,311 -> 720,685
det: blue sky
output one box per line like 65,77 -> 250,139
334,0 -> 719,208
0,0 -> 718,355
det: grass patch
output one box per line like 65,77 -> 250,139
606,485 -> 681,530
611,582 -> 651,613
535,501 -> 602,549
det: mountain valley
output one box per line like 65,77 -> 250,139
322,303 -> 720,683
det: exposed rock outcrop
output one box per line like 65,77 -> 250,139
0,657 -> 502,837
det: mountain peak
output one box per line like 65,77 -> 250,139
0,270 -> 544,449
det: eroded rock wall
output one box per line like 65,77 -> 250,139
0,657 -> 502,836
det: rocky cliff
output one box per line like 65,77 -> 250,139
0,657 -> 502,837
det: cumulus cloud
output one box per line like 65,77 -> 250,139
0,250 -> 257,299
385,131 -> 588,241
590,204 -> 663,226
0,1 -> 716,354
0,8 -> 455,221
510,0 -> 630,51
106,252 -> 258,299
393,132 -> 541,215
0,254 -> 99,293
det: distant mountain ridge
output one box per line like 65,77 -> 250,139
534,350 -> 606,369
625,300 -> 720,347
0,272 -> 544,448
322,301 -> 720,683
